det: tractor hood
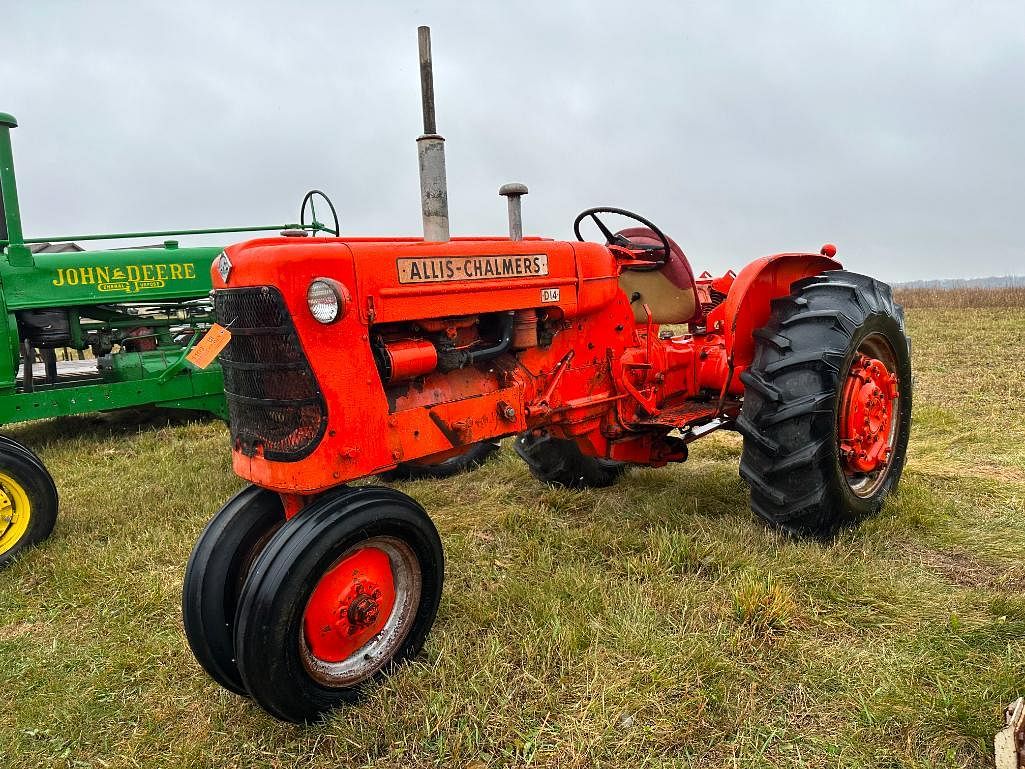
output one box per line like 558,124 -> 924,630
3,244 -> 219,311
211,235 -> 620,325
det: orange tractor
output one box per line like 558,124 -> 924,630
182,28 -> 911,722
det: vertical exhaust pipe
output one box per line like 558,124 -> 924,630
0,112 -> 32,266
416,26 -> 450,242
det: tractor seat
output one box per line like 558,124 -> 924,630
615,227 -> 700,326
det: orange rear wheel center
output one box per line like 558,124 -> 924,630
304,546 -> 398,663
839,353 -> 899,475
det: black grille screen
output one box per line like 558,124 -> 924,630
214,287 -> 327,461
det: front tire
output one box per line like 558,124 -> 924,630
233,486 -> 443,723
182,486 -> 284,695
0,438 -> 58,568
737,270 -> 912,537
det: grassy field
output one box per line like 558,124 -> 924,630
1,298 -> 1023,768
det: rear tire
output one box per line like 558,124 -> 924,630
182,486 -> 284,696
234,486 -> 443,723
737,270 -> 912,537
514,431 -> 627,489
381,440 -> 501,481
0,438 -> 58,568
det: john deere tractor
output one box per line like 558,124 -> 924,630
0,112 -> 343,567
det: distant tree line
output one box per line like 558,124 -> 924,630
897,275 -> 1025,289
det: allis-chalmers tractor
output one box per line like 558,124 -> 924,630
183,28 -> 912,722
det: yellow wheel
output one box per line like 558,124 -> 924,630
0,438 -> 58,568
0,472 -> 31,554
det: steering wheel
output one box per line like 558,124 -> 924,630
572,206 -> 672,271
300,189 -> 340,236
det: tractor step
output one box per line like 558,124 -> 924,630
632,398 -> 721,430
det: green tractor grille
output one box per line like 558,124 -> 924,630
214,287 -> 327,461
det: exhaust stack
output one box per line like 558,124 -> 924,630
416,26 -> 450,242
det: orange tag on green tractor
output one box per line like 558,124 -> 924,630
186,324 -> 231,369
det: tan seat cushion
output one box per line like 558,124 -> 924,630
613,227 -> 700,326
619,268 -> 698,324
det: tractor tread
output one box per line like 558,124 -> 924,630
738,270 -> 912,537
763,348 -> 845,376
752,327 -> 792,352
779,308 -> 858,332
735,413 -> 781,456
738,369 -> 782,403
756,391 -> 834,426
748,487 -> 834,535
763,436 -> 832,476
738,463 -> 788,505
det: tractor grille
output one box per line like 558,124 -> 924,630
214,287 -> 327,461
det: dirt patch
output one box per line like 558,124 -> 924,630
0,621 -> 50,641
904,544 -> 1025,592
910,460 -> 1025,486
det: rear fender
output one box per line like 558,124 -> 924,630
709,252 -> 841,372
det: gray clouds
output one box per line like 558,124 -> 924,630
2,0 -> 1022,281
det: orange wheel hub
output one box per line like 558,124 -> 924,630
303,546 -> 398,663
839,353 -> 899,475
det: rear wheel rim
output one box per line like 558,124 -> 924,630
838,333 -> 901,498
300,536 -> 421,688
0,471 -> 31,556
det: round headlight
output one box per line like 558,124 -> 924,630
306,279 -> 343,324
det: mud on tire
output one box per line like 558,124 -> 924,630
737,270 -> 912,538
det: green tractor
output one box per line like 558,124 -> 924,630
0,111 -> 343,567
0,112 -> 498,567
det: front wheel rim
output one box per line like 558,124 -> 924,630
0,471 -> 31,556
837,333 -> 901,498
300,536 -> 421,688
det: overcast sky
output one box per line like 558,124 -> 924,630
2,1 -> 1023,282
